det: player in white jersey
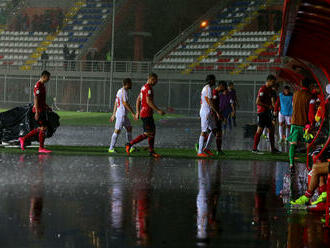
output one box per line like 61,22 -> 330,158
197,74 -> 221,157
108,78 -> 137,153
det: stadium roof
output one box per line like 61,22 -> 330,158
280,0 -> 330,79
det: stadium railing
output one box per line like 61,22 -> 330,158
0,59 -> 281,74
0,60 -> 153,73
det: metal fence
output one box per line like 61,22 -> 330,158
0,60 -> 153,74
0,59 -> 279,75
0,72 -> 265,116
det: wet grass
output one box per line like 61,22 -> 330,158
0,109 -> 184,126
57,111 -> 184,126
0,145 -> 305,163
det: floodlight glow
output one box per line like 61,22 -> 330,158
200,20 -> 208,28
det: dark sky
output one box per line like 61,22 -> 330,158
113,0 -> 219,60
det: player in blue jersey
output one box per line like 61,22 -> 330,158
276,86 -> 293,143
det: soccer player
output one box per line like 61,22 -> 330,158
228,82 -> 238,127
197,74 -> 221,157
125,73 -> 165,158
212,81 -> 226,155
290,160 -> 330,206
108,78 -> 136,153
19,71 -> 52,153
218,81 -> 235,131
262,83 -> 279,140
252,74 -> 279,154
287,78 -> 313,168
277,86 -> 293,143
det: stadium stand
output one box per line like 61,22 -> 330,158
0,0 -> 112,70
0,0 -> 12,11
62,0 -> 111,51
153,0 -> 282,74
0,31 -> 72,66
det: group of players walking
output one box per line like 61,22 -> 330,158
196,75 -> 238,157
19,70 -> 328,170
108,73 -> 239,158
18,71 -> 166,158
108,73 -> 166,158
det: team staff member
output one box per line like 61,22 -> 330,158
288,78 -> 313,168
126,73 -> 165,158
109,78 -> 137,153
252,74 -> 279,154
19,71 -> 52,153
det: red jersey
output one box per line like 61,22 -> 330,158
140,83 -> 153,118
212,89 -> 220,112
32,81 -> 47,113
274,96 -> 280,113
257,85 -> 273,113
308,94 -> 322,125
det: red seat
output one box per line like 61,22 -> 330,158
225,66 -> 235,70
217,58 -> 230,62
253,58 -> 270,63
3,61 -> 14,65
257,66 -> 268,70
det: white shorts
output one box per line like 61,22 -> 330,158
200,113 -> 216,132
115,115 -> 131,130
278,113 -> 292,125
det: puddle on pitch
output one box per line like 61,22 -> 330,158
0,154 -> 328,248
47,118 -> 254,150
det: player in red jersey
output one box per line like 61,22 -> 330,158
252,74 -> 280,154
126,73 -> 165,158
19,71 -> 52,153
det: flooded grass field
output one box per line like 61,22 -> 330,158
0,154 -> 328,248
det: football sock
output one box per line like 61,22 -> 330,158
269,130 -> 275,150
286,127 -> 290,140
253,132 -> 261,150
216,135 -> 222,152
319,184 -> 327,194
130,134 -> 147,146
24,128 -> 39,141
198,136 -> 205,154
305,190 -> 313,198
126,131 -> 132,143
228,118 -> 232,130
204,131 -> 214,150
279,124 -> 284,140
148,136 -> 155,152
289,144 -> 296,165
39,129 -> 45,148
109,132 -> 118,150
